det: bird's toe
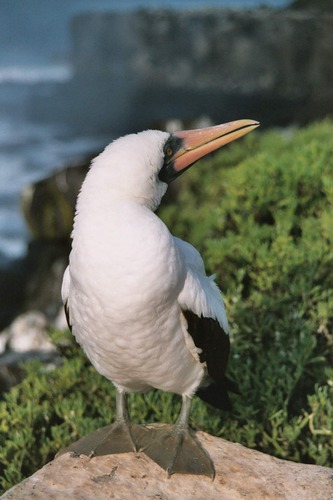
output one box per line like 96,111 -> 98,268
56,422 -> 142,458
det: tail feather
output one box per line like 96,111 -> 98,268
196,377 -> 239,410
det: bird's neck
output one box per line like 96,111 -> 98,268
79,165 -> 167,213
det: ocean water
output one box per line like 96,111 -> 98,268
0,0 -> 290,263
0,70 -> 110,261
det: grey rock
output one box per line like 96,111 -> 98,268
0,311 -> 61,395
21,162 -> 90,241
5,311 -> 55,353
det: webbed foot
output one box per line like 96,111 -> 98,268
141,424 -> 215,478
56,421 -> 145,458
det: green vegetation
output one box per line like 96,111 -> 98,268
1,120 -> 333,492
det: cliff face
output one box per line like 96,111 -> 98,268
39,8 -> 333,133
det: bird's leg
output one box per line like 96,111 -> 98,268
142,395 -> 215,478
56,390 -> 140,458
87,390 -> 138,457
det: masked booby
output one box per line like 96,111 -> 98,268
60,119 -> 259,477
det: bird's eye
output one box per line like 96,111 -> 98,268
165,146 -> 173,157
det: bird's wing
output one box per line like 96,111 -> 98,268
175,237 -> 232,409
61,265 -> 72,331
175,237 -> 229,334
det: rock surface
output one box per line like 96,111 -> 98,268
0,311 -> 61,394
21,161 -> 91,241
2,432 -> 333,499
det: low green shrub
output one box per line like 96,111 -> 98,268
1,120 -> 332,492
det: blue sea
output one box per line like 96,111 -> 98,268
0,0 -> 289,262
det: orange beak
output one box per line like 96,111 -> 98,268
159,119 -> 259,183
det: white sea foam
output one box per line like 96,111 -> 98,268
0,65 -> 73,84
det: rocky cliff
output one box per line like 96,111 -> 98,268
35,8 -> 333,134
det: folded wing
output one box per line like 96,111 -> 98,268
175,237 -> 234,409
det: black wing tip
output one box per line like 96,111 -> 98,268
196,377 -> 240,411
196,383 -> 233,411
182,308 -> 231,384
64,301 -> 72,332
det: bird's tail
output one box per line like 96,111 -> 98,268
196,376 -> 239,411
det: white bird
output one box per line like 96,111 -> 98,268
60,119 -> 259,477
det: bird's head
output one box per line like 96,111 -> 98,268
89,119 -> 259,211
